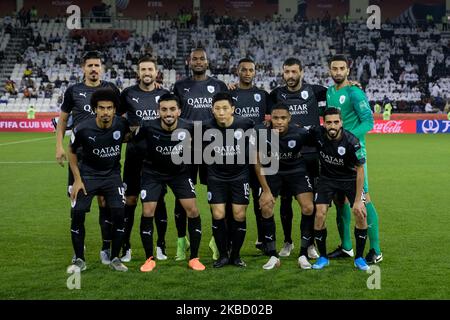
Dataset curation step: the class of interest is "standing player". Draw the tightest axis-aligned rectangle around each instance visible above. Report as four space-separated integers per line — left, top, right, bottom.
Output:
119 56 170 262
55 51 120 265
309 108 369 271
269 57 325 259
204 92 254 268
325 55 382 264
135 93 205 272
254 104 315 269
173 47 228 260
66 88 129 273
230 58 269 253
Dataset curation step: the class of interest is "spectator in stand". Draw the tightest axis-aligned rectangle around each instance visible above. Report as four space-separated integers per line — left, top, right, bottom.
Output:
5 79 18 95
425 101 440 113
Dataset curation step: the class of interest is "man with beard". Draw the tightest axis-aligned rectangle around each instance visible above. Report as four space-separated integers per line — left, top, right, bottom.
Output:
268 58 324 261
325 55 382 265
172 48 228 261
55 51 120 265
308 107 370 271
119 56 170 262
135 93 205 272
66 88 130 273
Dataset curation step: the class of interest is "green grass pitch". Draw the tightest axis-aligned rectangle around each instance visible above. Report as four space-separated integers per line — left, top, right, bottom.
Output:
0 132 449 300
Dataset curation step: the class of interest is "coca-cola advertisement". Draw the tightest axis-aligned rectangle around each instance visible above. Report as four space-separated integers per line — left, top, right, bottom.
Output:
369 120 416 134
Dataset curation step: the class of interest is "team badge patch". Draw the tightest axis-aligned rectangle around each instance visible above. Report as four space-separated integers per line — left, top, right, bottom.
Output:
301 90 309 100
288 140 296 148
207 192 212 202
254 93 261 102
339 95 346 104
234 130 243 140
155 95 160 103
113 131 121 140
207 85 215 93
140 190 147 200
338 146 346 155
178 131 186 141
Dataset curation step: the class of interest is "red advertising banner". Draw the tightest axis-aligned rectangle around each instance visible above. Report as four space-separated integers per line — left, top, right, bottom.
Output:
0 119 54 132
368 120 416 134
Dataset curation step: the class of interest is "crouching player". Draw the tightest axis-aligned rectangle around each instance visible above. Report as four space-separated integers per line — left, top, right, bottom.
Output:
66 88 130 273
310 108 370 271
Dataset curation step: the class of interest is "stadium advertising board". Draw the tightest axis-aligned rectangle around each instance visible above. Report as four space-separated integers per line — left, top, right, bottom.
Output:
369 120 416 134
416 120 450 134
0 119 54 132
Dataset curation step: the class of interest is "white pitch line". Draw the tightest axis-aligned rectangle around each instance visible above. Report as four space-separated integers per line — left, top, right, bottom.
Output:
0 136 54 147
0 161 58 164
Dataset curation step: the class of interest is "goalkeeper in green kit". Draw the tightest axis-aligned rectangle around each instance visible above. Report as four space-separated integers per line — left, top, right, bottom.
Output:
324 55 382 264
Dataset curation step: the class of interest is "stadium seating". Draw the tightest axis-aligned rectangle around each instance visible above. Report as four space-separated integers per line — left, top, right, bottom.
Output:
1 17 448 113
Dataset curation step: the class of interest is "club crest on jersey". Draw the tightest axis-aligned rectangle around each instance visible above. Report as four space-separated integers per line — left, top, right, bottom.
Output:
301 90 309 100
207 86 215 93
234 130 243 140
339 95 346 104
338 146 346 155
288 140 296 148
140 190 147 200
254 93 261 102
178 131 186 141
155 96 160 103
113 131 121 140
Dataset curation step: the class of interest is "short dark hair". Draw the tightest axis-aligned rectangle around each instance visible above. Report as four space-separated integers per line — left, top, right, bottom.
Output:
212 92 233 107
283 57 302 70
191 47 207 56
90 88 120 110
238 57 255 65
324 107 342 119
271 103 290 114
329 54 349 67
158 93 181 108
137 55 157 68
82 51 102 65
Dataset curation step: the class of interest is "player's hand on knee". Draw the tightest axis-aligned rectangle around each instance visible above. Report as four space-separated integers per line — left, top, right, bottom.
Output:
56 147 66 167
352 201 366 220
71 180 87 201
259 191 275 210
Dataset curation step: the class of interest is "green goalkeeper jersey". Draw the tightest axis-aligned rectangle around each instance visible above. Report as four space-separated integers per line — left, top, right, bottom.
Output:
325 85 374 150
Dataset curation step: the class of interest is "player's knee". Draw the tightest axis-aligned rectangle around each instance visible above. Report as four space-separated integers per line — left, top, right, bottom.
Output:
315 207 327 221
233 211 246 222
126 196 138 206
301 203 314 215
97 196 106 207
185 204 199 218
261 207 273 219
